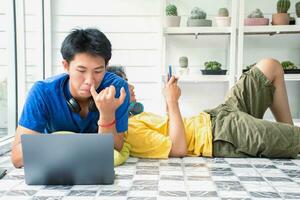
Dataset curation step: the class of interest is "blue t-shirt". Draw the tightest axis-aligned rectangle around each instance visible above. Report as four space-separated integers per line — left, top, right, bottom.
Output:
19 72 130 133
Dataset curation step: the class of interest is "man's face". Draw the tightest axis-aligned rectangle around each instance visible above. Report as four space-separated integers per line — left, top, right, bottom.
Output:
128 83 136 103
63 53 106 101
119 72 136 103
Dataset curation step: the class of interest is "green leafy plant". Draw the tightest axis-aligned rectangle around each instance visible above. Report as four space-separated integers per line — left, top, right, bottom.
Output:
281 61 298 70
218 8 229 17
248 9 264 18
190 7 206 19
277 0 290 13
204 61 222 70
166 4 178 16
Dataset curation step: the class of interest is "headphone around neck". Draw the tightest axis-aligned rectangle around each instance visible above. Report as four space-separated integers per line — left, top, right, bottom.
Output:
62 76 98 113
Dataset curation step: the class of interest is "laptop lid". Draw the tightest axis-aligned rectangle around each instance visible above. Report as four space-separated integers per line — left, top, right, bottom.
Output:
21 134 114 185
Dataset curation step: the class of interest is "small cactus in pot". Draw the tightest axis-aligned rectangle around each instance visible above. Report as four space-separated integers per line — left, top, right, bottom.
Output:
245 8 269 25
218 8 229 17
177 56 189 75
179 56 188 68
277 0 290 13
248 9 264 18
165 4 181 27
187 7 212 27
215 7 231 27
272 0 290 25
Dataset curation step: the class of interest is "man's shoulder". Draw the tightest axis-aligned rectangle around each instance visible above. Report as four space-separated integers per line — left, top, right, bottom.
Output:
101 72 127 88
33 73 67 89
30 73 67 95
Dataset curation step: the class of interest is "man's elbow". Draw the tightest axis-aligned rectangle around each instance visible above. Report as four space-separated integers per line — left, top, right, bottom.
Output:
114 140 124 152
11 155 23 168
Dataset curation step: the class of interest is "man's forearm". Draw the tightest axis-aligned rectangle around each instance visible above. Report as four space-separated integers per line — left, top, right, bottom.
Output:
167 101 187 156
11 143 23 168
98 115 124 151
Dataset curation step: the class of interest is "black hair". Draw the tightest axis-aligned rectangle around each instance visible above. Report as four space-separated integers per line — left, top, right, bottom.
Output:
60 28 112 65
107 65 127 80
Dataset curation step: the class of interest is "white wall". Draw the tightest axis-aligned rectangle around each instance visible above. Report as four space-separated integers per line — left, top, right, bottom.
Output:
50 0 163 113
0 0 9 129
24 0 44 91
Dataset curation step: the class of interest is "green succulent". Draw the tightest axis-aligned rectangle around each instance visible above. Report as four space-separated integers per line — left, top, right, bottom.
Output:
190 7 206 19
166 4 178 16
248 9 264 18
218 8 229 17
277 0 290 13
281 61 298 70
204 61 222 70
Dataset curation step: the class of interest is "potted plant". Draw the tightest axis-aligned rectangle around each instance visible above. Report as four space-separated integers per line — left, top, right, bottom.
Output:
187 7 212 27
281 61 300 73
177 56 189 75
296 1 300 25
272 0 290 25
201 61 227 75
215 8 231 27
179 56 188 68
165 4 181 27
244 9 269 26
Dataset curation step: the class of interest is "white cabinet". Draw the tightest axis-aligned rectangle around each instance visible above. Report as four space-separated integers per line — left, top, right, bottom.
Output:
161 0 237 116
162 0 300 123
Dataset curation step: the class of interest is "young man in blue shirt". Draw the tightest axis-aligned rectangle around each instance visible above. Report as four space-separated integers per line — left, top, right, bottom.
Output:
11 28 130 168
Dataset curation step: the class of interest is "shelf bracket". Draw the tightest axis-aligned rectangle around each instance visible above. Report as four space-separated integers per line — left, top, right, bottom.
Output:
195 33 198 39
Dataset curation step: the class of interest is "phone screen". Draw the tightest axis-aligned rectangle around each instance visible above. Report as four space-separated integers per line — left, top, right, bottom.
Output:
168 65 172 80
0 168 7 179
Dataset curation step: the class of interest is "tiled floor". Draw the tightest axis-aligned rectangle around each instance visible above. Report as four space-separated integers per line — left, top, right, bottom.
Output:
0 152 300 200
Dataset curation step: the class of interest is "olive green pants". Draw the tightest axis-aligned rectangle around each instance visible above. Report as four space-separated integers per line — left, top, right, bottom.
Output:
205 67 300 158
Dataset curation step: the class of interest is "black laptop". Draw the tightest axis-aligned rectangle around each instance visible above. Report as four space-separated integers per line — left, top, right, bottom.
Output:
21 134 114 185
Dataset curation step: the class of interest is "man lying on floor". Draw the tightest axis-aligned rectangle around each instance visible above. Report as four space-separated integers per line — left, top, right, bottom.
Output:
111 58 300 166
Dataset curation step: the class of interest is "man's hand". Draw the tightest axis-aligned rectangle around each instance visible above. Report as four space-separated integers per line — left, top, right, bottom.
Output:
90 85 126 115
164 76 181 105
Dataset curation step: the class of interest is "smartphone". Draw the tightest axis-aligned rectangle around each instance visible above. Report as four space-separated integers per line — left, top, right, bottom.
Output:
0 169 7 179
168 65 172 81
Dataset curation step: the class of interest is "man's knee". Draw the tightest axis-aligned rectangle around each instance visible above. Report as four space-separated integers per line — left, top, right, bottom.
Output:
256 58 284 81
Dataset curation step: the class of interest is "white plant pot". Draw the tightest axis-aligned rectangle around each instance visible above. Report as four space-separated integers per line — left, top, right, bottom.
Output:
165 16 181 27
215 16 231 27
296 18 300 25
175 67 189 76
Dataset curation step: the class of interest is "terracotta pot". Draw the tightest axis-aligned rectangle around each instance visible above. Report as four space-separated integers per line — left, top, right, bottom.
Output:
244 18 269 26
165 16 181 27
215 17 231 27
272 13 290 25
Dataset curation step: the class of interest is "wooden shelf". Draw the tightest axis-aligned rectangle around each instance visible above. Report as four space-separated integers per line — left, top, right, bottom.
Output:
284 74 300 81
294 119 300 127
164 27 232 36
244 25 300 35
162 74 230 83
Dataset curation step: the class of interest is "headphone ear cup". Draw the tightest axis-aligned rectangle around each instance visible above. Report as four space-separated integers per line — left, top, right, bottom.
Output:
68 97 81 113
128 102 144 116
88 99 98 112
